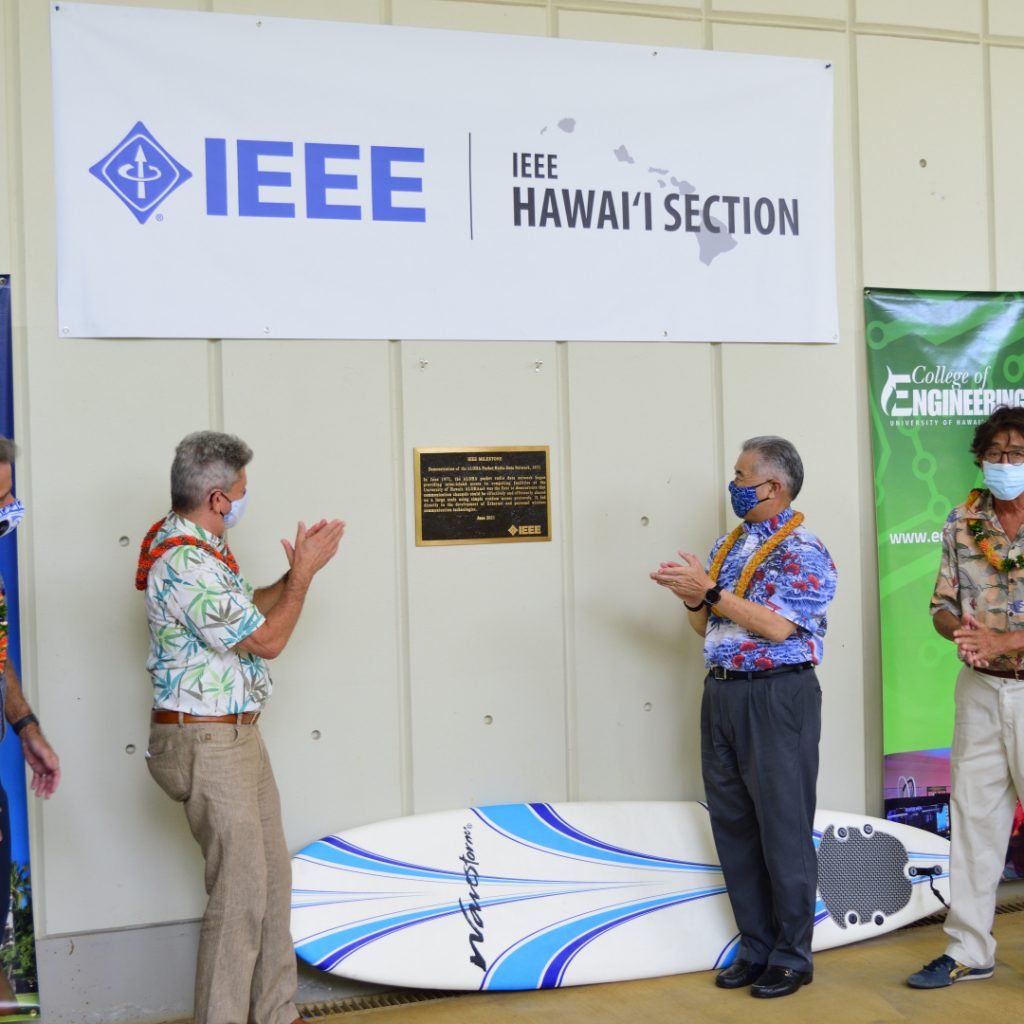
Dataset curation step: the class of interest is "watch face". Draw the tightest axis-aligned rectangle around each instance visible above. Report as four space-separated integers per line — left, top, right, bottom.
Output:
705 586 721 605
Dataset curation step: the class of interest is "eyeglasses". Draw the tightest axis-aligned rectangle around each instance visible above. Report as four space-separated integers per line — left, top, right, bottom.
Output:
982 447 1024 465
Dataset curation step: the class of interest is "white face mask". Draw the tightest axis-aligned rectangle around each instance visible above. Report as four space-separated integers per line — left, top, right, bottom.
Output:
222 490 248 529
0 499 25 537
983 461 1024 501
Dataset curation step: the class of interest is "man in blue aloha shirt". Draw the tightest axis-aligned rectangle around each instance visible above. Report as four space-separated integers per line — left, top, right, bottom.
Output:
651 435 837 1000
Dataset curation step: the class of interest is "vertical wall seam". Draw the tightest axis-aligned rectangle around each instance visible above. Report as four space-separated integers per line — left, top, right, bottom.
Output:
208 339 223 430
555 341 578 801
703 0 726 539
389 340 414 815
981 0 998 290
847 0 880 814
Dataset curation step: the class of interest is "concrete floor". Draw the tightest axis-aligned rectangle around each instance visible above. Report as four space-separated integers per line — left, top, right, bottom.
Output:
292 905 1024 1024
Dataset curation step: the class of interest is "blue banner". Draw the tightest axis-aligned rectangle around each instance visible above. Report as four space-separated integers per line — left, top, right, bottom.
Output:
0 276 39 1017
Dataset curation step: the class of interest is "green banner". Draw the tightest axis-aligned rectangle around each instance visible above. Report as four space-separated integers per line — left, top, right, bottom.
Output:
866 289 1024 758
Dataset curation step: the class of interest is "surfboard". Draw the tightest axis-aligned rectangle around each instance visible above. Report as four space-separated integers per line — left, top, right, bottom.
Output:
291 802 950 991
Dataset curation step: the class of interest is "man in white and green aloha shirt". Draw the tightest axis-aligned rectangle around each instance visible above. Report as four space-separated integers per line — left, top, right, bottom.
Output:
140 431 344 1024
145 512 271 716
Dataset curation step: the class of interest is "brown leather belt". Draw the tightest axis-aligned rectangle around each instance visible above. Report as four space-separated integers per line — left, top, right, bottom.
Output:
978 668 1024 680
151 710 261 725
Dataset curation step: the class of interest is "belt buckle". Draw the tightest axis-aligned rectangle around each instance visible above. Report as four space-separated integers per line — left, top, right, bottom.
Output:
711 666 729 680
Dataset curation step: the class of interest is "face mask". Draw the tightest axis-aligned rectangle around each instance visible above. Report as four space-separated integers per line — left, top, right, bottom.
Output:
0 500 24 538
222 490 249 529
983 461 1024 501
729 480 770 519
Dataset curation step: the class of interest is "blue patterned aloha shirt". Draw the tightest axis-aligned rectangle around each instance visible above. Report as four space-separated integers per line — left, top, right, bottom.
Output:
703 507 837 671
144 513 270 714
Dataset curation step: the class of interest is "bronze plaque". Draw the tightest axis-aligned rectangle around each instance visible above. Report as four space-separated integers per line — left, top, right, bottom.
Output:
415 446 551 546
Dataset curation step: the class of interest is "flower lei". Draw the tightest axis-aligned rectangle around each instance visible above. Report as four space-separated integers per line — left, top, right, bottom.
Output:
706 511 805 614
135 515 240 591
965 488 1024 572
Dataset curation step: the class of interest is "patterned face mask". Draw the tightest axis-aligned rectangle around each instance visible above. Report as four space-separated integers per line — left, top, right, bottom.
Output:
0 499 25 537
728 480 770 518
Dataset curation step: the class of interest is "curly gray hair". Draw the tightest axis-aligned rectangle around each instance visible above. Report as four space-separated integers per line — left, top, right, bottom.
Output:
171 431 252 512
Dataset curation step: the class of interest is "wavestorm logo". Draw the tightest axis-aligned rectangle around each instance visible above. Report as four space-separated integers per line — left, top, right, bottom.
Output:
89 122 192 224
460 823 487 971
879 363 1024 422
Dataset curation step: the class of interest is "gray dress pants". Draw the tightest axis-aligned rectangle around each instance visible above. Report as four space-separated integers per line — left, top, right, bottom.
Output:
700 666 822 972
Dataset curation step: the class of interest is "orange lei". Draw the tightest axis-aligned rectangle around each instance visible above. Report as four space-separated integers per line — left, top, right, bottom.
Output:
135 515 240 591
707 511 805 612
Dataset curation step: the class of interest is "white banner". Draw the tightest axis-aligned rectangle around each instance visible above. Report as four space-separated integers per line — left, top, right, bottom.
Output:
51 3 837 343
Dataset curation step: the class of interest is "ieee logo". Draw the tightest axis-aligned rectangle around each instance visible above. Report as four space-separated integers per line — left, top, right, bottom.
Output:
89 121 192 224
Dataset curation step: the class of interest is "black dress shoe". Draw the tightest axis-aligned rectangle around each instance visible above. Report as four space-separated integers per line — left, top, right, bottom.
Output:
750 964 813 998
715 959 768 989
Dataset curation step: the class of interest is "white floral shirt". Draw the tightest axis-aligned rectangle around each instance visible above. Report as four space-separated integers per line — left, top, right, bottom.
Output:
144 513 270 714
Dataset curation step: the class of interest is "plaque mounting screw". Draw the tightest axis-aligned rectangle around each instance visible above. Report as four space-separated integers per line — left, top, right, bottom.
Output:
533 361 544 372
419 359 429 370
483 715 493 725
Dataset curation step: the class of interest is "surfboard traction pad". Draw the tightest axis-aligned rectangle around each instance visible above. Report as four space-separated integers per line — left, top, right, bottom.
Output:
817 823 914 929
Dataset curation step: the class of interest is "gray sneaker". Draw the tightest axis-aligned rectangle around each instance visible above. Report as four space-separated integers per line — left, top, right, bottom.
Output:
907 954 994 989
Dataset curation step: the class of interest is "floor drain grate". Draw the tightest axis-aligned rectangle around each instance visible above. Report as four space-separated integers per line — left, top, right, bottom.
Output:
298 990 465 1017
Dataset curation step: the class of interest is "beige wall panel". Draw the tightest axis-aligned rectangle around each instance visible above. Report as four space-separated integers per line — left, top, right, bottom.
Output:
855 0 981 34
990 0 1024 38
990 47 1024 290
712 0 845 21
593 0 700 9
714 22 867 812
221 339 405 845
212 0 381 21
402 340 566 811
556 10 703 49
568 343 715 801
391 0 546 35
857 35 988 291
26 337 212 935
0 5 11 276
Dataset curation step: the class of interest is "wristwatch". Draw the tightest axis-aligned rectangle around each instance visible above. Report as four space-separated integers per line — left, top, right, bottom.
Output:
704 585 722 607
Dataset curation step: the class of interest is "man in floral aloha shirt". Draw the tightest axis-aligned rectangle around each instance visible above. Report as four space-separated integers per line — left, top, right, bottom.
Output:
909 405 1024 990
651 435 836 1000
139 431 344 1024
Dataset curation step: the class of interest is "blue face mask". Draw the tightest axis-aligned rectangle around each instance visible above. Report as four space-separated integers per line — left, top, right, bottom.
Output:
0 500 25 538
983 461 1024 501
222 490 249 529
729 480 770 519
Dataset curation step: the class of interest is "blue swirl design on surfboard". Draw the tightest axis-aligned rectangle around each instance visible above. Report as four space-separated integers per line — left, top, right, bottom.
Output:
293 802 727 988
293 805 951 989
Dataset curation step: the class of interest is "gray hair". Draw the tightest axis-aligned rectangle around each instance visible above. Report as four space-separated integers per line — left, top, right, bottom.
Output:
742 435 804 499
0 437 17 465
171 431 252 513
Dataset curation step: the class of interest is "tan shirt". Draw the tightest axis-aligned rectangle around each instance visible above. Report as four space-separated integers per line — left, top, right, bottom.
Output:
931 489 1024 671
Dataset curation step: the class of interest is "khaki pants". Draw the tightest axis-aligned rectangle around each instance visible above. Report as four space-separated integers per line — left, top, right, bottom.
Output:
147 721 298 1024
944 667 1024 969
